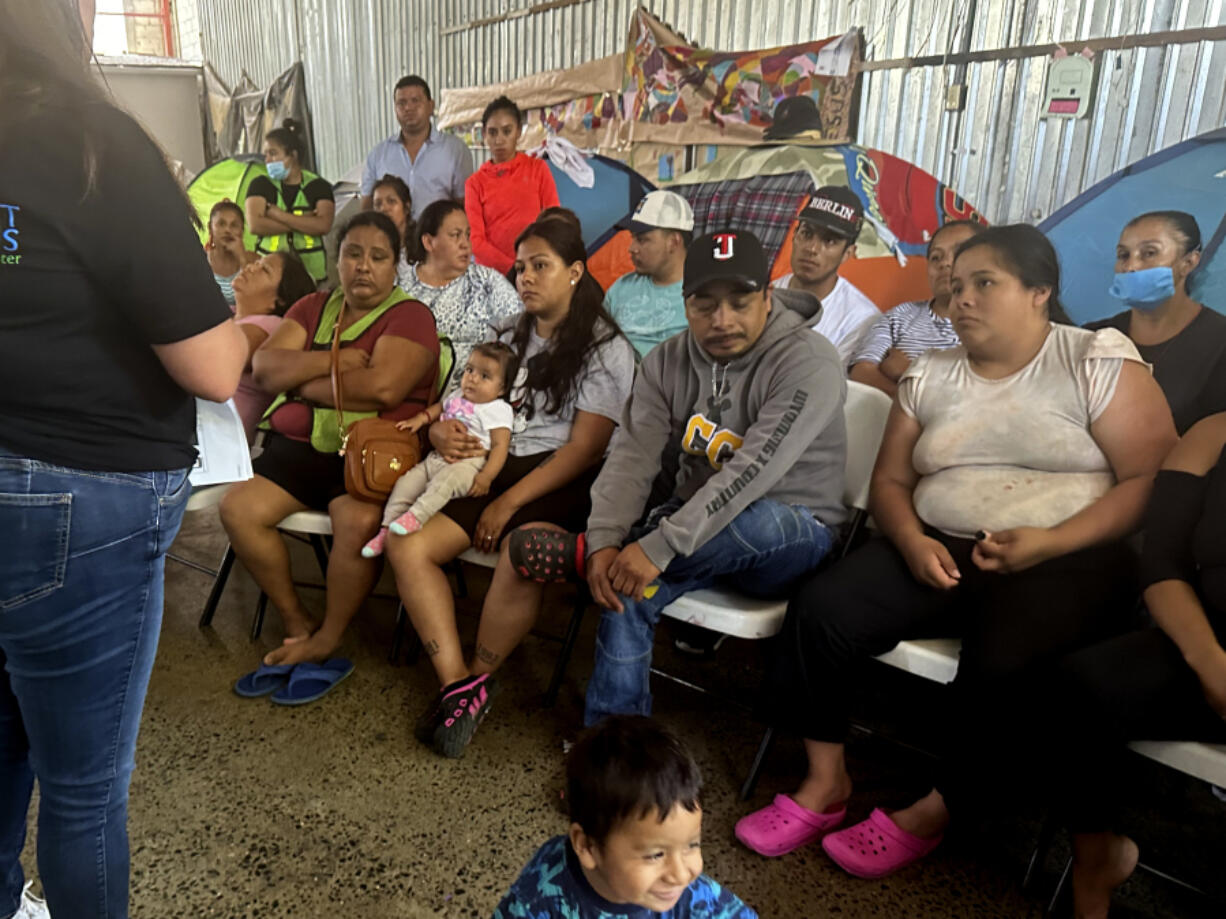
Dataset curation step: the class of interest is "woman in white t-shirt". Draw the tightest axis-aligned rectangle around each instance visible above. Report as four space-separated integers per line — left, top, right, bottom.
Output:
736 225 1177 910
386 217 635 759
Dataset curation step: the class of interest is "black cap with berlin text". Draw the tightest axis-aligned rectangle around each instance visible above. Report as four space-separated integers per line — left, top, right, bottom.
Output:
797 185 864 241
683 230 769 299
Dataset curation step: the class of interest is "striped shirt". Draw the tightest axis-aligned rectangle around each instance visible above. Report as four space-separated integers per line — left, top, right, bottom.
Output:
851 299 960 366
213 270 237 307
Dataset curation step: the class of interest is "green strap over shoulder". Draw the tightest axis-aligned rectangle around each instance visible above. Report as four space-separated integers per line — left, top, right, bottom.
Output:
259 286 412 454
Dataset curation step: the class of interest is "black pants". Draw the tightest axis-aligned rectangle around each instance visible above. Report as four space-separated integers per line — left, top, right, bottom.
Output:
763 531 1139 808
1037 622 1226 832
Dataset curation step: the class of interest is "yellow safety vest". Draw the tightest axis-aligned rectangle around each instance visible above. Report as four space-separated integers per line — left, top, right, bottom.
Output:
255 168 328 281
259 287 411 453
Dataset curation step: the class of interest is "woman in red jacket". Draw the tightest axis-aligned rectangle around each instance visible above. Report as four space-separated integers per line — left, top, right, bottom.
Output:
465 96 560 274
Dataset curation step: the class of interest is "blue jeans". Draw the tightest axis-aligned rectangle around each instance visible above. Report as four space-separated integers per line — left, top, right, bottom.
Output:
583 498 835 725
0 454 190 919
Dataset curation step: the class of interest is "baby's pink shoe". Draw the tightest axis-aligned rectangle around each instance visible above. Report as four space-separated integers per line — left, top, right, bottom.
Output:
735 794 847 857
361 527 389 558
389 511 422 536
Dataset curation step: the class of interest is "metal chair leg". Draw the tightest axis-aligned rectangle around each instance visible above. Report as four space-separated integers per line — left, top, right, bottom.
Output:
1023 811 1059 893
740 726 776 801
544 587 588 708
1047 856 1072 917
310 534 330 578
251 592 269 641
198 543 236 629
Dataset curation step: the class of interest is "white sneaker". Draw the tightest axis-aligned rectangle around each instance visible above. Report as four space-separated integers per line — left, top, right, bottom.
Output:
14 882 49 919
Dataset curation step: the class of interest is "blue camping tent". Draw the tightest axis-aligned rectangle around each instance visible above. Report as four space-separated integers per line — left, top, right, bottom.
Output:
1041 128 1226 326
545 154 654 254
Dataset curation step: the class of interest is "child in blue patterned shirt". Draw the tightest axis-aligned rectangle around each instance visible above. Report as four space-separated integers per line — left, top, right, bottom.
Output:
493 716 757 918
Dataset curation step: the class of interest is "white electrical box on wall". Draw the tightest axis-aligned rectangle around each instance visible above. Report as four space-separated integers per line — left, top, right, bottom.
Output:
1042 53 1097 119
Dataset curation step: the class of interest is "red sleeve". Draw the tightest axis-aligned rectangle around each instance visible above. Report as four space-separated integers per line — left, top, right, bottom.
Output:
381 299 440 355
466 171 514 275
537 158 560 209
282 291 328 340
379 299 441 411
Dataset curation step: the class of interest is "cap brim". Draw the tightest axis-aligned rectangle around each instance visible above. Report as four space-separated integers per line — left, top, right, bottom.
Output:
617 218 659 234
797 213 859 239
683 275 764 298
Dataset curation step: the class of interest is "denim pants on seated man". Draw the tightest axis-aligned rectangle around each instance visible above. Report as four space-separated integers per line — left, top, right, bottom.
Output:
0 454 191 919
583 498 835 725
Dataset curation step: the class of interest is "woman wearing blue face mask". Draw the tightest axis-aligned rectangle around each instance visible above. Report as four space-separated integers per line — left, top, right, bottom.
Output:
244 119 335 283
1087 211 1226 433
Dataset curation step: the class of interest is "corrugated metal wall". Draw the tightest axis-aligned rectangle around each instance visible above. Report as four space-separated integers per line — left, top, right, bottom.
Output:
197 0 1226 222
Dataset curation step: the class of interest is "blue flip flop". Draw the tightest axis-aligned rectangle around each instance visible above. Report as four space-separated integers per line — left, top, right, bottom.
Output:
234 663 295 698
270 658 355 706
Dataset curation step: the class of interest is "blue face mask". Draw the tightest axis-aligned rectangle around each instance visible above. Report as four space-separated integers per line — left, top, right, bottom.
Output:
1109 266 1176 311
266 159 290 182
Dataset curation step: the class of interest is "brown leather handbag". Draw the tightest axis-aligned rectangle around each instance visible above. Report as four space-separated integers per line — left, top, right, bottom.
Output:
330 320 422 503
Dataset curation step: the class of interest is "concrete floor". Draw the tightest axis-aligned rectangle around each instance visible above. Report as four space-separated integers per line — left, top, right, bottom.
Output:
19 510 1226 917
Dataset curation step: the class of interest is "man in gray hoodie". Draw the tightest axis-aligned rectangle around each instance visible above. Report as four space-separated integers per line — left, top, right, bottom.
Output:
581 229 849 724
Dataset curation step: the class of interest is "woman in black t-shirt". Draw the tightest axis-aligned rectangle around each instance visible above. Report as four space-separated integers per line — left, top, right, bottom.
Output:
1088 211 1226 433
0 3 247 917
244 119 335 283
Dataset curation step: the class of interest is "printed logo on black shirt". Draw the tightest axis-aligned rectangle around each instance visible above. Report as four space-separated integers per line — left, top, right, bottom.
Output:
0 204 20 266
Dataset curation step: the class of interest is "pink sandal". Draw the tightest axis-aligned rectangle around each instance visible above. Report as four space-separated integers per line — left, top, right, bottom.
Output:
734 794 847 857
821 808 942 878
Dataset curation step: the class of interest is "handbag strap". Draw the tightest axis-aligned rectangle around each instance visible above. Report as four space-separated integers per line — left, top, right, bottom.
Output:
329 313 346 450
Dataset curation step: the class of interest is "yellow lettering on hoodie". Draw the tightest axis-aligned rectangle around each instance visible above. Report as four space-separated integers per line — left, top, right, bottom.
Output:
683 413 744 470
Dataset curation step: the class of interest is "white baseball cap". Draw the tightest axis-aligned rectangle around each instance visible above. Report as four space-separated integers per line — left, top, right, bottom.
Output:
617 190 695 234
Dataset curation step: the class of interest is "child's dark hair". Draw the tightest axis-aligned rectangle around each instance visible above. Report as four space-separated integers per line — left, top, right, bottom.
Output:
209 199 245 228
482 94 523 128
566 716 703 845
265 118 306 163
955 223 1072 324
504 218 624 419
469 341 518 393
1124 210 1202 254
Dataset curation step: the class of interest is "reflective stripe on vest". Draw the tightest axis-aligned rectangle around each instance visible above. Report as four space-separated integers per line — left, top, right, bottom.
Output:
255 168 328 280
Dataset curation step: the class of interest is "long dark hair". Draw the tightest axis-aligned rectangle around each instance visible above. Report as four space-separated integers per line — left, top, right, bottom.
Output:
271 252 317 316
416 199 466 265
955 224 1072 324
505 218 623 419
0 1 118 189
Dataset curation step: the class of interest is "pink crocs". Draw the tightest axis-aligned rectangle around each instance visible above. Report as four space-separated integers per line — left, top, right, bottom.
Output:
734 794 847 857
821 808 942 878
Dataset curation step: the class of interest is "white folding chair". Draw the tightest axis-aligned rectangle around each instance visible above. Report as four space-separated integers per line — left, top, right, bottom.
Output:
660 381 892 646
874 637 1226 910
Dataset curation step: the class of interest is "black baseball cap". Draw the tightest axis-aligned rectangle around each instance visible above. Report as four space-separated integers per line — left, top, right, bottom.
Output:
683 230 769 298
797 185 864 240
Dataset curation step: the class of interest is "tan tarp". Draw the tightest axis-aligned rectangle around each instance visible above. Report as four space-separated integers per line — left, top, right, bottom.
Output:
437 9 861 153
438 54 622 130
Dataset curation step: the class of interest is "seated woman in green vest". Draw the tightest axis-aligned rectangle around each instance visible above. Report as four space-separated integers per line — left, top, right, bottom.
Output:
220 211 440 669
244 118 335 283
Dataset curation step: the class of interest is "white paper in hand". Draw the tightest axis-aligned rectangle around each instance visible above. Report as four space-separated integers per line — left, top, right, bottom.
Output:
191 399 254 487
